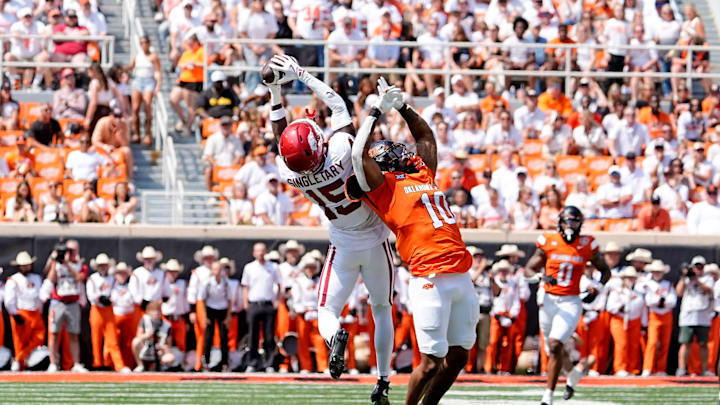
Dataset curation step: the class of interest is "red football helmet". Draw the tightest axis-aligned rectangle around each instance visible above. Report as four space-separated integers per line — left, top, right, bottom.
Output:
279 118 325 174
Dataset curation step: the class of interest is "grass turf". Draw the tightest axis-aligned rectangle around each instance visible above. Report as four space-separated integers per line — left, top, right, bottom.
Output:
0 382 716 405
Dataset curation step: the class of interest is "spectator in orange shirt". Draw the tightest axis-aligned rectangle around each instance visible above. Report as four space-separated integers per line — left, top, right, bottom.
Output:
438 150 478 192
170 33 204 136
479 81 509 114
546 24 576 70
6 136 34 179
636 195 671 231
538 79 573 117
638 94 675 138
701 83 719 116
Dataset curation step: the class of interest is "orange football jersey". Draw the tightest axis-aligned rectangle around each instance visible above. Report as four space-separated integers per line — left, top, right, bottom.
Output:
536 232 598 296
349 164 472 277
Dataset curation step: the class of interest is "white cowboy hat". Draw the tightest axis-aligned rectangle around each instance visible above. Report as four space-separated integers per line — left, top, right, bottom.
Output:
219 257 236 275
136 246 163 263
308 249 325 263
625 248 652 264
90 253 115 271
619 266 639 278
265 250 281 262
110 262 131 275
645 260 669 273
162 259 184 273
298 254 319 270
193 245 219 263
279 240 306 256
495 244 525 258
492 259 513 272
603 241 622 253
703 263 720 276
12 251 36 266
467 246 485 257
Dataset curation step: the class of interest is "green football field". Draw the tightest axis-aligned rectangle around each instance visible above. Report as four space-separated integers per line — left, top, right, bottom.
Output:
0 382 717 405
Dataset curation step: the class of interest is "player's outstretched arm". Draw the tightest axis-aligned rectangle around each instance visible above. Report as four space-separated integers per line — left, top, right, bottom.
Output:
351 108 384 192
590 251 611 285
264 74 287 144
524 248 547 277
269 54 354 136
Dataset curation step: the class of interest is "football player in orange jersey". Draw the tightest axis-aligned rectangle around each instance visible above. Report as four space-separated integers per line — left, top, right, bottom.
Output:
346 78 479 405
525 206 610 405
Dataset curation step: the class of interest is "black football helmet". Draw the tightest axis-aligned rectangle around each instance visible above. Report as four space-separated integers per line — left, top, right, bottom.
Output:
368 140 419 173
557 205 584 244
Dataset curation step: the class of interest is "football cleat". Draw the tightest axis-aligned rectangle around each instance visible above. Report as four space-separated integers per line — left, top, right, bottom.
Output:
563 385 575 400
328 328 349 379
370 378 390 405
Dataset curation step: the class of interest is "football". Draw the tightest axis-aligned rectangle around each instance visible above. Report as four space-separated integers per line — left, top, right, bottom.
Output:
262 62 283 85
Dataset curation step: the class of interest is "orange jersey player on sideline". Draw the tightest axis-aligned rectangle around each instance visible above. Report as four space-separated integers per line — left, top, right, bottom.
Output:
525 206 611 405
345 78 479 405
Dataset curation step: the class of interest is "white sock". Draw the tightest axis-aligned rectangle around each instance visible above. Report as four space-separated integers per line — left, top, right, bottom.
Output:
567 365 584 388
542 389 553 404
370 304 393 378
317 307 341 344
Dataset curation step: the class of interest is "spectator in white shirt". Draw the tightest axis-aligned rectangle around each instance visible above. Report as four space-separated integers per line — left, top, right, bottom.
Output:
415 17 445 94
241 242 282 371
234 145 278 199
485 109 523 153
596 165 633 218
653 163 690 220
683 143 713 188
608 106 650 158
71 180 107 223
676 256 716 377
78 0 106 35
364 23 400 72
627 24 657 103
254 173 293 226
642 142 672 180
238 0 278 93
203 115 245 191
509 186 538 230
168 1 201 66
199 260 232 371
540 111 571 156
602 4 631 88
452 112 484 153
687 185 720 235
620 152 649 204
422 87 458 129
476 188 508 229
6 8 46 89
570 111 606 156
606 266 645 376
65 136 110 181
446 74 481 114
677 99 706 142
564 177 597 218
327 17 366 78
471 169 494 209
640 259 677 377
229 181 254 225
501 17 535 89
513 89 545 139
533 160 567 196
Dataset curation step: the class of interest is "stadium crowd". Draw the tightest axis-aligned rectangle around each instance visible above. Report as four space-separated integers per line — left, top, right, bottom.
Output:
0 239 718 377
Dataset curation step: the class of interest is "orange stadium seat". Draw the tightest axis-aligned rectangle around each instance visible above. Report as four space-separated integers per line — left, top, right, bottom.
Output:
213 165 242 184
0 177 21 199
671 219 687 233
585 156 615 178
523 156 546 178
466 154 488 172
35 162 64 181
555 155 584 177
290 197 315 226
97 178 122 201
583 218 605 231
18 102 44 128
0 146 14 159
589 173 610 192
29 178 53 200
0 130 22 146
202 118 240 139
490 153 520 171
690 186 705 203
604 218 634 232
212 182 234 198
63 179 85 203
521 139 544 156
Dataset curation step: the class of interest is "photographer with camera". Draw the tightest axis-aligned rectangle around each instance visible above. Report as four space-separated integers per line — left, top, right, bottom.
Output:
44 240 88 372
131 301 175 372
676 255 716 377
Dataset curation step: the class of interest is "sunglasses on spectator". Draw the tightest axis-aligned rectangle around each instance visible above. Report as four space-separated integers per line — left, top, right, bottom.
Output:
451 175 462 180
80 139 90 144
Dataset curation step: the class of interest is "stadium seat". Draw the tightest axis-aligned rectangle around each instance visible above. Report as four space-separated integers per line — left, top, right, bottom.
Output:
29 178 53 201
583 218 605 231
35 162 64 181
490 153 520 171
671 219 687 233
0 130 22 146
0 146 13 159
32 147 64 166
690 186 705 203
18 102 44 129
589 173 610 192
466 154 488 172
555 155 584 177
604 218 634 232
585 156 615 178
523 156 546 178
202 118 240 139
97 178 122 201
212 165 243 184
63 179 86 204
521 139 544 156
290 197 315 226
0 177 21 199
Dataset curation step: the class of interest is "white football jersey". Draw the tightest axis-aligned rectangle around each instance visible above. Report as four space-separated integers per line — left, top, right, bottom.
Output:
277 132 389 250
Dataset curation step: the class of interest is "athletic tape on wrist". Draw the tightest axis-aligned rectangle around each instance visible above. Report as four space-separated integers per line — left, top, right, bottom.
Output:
269 106 286 121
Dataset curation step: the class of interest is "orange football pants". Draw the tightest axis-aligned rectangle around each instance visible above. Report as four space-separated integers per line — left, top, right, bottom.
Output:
211 314 236 351
485 317 513 373
55 327 74 370
688 342 703 375
342 310 358 370
576 312 611 374
709 316 720 372
394 311 421 369
609 315 642 374
539 329 548 373
510 303 527 368
90 305 125 370
275 302 295 371
0 308 4 347
166 317 187 352
193 301 207 370
642 312 673 374
115 312 137 369
9 309 45 364
297 316 328 372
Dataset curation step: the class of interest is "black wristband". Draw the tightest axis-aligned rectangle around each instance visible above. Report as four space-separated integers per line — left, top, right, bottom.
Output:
141 300 150 311
368 107 382 118
397 103 408 113
190 303 197 313
271 104 283 111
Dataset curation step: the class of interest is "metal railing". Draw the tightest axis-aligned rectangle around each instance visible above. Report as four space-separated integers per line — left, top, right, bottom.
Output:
0 34 115 78
202 38 720 96
140 190 231 225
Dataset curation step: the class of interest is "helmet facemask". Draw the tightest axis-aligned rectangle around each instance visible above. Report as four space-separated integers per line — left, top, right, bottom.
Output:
369 141 419 174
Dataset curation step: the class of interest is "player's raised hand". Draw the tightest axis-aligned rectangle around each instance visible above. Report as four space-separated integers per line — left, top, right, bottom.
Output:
377 77 405 110
374 77 403 114
269 54 304 84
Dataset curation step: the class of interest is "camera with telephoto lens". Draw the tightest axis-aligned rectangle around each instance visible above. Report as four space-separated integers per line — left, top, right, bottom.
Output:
54 243 69 264
681 262 695 278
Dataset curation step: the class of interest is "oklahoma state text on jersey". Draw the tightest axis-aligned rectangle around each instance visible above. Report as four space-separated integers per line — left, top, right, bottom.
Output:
537 232 598 296
347 163 472 277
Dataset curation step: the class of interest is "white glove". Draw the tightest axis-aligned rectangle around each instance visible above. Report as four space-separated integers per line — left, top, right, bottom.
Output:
269 54 305 85
373 77 403 114
376 77 405 110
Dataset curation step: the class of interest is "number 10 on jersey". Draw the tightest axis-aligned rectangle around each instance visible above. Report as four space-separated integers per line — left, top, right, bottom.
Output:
421 191 456 229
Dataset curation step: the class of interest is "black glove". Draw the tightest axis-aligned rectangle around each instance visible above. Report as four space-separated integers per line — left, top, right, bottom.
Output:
543 275 558 286
582 288 599 303
348 308 357 317
162 296 170 303
99 296 112 307
619 305 625 314
13 314 24 326
658 297 665 309
141 300 150 311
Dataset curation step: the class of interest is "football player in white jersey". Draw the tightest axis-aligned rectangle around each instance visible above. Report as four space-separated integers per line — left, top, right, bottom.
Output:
267 54 394 404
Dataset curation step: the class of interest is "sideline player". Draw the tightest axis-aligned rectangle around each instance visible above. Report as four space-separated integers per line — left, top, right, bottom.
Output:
525 206 610 405
266 55 395 403
346 78 479 405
